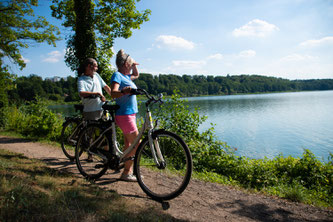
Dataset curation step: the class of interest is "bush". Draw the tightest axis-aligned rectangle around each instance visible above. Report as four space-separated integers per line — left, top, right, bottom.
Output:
155 90 235 172
2 97 63 141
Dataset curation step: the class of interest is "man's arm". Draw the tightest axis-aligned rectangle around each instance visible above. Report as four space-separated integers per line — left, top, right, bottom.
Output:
103 85 112 96
79 91 103 98
79 91 106 102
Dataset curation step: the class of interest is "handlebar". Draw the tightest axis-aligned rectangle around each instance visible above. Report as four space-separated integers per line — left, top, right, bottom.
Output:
130 88 163 106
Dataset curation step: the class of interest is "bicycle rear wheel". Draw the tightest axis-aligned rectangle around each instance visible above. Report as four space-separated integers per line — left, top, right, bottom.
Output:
61 118 81 161
134 130 192 201
75 124 109 180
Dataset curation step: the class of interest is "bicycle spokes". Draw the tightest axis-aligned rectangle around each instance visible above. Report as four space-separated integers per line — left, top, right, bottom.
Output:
76 125 109 180
135 131 192 201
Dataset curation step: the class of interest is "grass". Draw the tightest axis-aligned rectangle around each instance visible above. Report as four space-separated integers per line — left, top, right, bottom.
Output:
0 149 182 222
192 170 333 209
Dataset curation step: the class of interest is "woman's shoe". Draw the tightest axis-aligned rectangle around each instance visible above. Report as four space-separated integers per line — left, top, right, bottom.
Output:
120 174 137 182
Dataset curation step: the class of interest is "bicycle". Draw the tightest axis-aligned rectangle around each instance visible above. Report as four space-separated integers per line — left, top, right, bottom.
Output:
75 89 193 201
61 95 104 161
61 104 85 161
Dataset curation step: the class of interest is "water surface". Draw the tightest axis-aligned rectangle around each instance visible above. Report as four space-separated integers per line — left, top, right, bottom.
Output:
186 91 333 160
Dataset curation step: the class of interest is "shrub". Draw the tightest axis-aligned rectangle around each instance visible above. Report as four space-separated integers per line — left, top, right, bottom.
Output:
155 90 235 172
2 97 63 141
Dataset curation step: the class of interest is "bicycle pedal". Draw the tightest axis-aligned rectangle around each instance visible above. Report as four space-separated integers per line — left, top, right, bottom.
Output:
123 156 135 162
68 139 77 145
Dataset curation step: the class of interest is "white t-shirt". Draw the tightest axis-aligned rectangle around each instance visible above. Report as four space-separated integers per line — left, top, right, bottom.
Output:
77 73 106 112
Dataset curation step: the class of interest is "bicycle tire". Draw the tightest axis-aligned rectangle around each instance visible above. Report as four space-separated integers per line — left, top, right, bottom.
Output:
61 118 81 161
75 124 109 180
134 129 192 201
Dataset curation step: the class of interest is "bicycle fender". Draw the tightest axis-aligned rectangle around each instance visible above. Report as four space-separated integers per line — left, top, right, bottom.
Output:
151 129 167 139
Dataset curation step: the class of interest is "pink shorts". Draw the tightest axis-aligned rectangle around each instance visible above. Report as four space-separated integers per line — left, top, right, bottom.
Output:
115 114 138 134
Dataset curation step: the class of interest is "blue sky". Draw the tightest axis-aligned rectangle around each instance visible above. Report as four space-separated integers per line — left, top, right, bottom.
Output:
8 0 333 80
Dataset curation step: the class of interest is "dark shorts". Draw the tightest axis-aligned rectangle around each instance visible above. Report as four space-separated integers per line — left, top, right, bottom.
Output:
83 110 103 121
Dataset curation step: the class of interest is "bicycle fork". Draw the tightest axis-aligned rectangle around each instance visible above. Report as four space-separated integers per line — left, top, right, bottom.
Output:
146 112 166 169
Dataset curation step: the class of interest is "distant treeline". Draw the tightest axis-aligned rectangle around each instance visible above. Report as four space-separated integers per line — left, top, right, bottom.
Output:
8 73 333 103
136 74 333 96
8 75 79 103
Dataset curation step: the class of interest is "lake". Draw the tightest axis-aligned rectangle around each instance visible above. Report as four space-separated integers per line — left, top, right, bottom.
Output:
49 90 333 161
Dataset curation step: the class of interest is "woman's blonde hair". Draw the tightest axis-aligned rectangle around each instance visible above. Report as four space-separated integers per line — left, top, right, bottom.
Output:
116 49 133 69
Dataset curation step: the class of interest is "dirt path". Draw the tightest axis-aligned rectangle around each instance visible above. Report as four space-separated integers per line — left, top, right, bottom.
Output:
0 135 332 222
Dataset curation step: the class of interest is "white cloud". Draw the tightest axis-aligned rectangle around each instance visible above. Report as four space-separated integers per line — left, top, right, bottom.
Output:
300 36 333 47
207 53 223 60
280 53 316 62
239 50 256 58
155 35 195 50
42 50 63 63
172 60 206 69
232 19 279 38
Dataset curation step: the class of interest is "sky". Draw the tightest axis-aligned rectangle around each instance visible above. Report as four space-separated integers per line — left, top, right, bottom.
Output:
7 0 333 80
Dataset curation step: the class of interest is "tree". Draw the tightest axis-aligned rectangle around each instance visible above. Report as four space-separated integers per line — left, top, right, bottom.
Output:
0 0 60 108
51 0 151 81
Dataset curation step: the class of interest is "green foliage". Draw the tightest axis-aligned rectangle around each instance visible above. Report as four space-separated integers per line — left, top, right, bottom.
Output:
2 97 63 140
0 0 60 115
0 65 16 125
0 0 60 70
51 0 151 79
155 89 236 172
7 75 80 103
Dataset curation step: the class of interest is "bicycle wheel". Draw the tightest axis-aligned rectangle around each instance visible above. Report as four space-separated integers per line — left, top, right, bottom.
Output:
75 124 109 180
134 129 192 201
61 118 81 160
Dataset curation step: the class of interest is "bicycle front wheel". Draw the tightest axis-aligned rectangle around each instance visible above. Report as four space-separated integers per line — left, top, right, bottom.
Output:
134 130 192 201
75 124 109 180
61 118 81 161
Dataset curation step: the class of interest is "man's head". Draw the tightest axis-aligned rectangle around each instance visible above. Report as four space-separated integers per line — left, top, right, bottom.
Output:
85 58 98 73
78 58 98 76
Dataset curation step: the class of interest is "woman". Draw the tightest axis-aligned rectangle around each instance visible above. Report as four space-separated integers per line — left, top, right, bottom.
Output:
110 49 140 182
78 58 130 161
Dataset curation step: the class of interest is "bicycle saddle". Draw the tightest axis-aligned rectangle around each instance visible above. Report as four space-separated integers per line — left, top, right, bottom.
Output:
74 104 84 112
102 104 120 111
